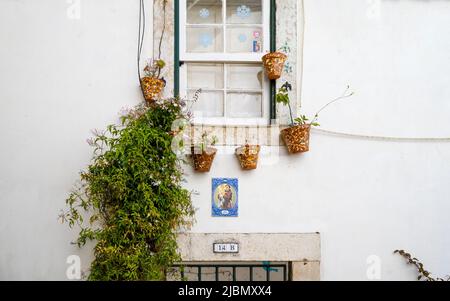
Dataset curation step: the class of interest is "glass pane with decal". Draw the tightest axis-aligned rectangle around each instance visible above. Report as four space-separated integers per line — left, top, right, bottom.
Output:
187 26 223 52
187 63 224 89
227 64 263 90
226 26 263 53
189 90 224 118
227 92 262 118
226 0 262 24
187 0 223 24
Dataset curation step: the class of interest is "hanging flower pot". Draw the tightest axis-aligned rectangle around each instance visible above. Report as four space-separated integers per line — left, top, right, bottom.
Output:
140 77 165 105
191 146 217 173
235 144 261 170
281 124 311 154
262 52 287 80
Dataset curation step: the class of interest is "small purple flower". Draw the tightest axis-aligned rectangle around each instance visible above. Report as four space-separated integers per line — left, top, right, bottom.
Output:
90 129 101 136
118 106 132 117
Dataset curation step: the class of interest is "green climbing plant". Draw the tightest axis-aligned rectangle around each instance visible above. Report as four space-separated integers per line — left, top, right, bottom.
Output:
61 98 195 281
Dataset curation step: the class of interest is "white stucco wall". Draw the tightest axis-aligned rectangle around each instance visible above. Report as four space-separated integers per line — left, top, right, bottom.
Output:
0 0 153 280
1 0 450 281
184 0 450 281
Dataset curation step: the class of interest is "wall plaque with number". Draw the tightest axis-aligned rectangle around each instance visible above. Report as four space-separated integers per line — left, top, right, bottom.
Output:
213 243 239 254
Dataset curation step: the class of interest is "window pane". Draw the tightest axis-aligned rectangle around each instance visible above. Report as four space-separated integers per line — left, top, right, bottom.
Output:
187 0 223 24
189 90 224 118
226 0 262 24
227 92 262 118
188 64 224 89
227 64 263 90
226 26 262 53
187 26 223 52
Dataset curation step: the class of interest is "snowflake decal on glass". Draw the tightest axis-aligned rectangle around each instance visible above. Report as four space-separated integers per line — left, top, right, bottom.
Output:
199 33 213 48
236 5 251 18
199 8 210 19
238 34 247 43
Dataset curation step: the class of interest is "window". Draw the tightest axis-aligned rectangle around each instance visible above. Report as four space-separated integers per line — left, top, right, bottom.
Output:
170 262 289 281
179 0 271 125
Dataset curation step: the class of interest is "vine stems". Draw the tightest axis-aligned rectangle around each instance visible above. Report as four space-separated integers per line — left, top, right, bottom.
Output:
287 102 294 126
157 0 167 79
310 85 355 126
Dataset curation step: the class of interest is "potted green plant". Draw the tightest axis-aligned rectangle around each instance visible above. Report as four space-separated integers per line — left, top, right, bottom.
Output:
235 143 261 170
277 81 354 154
140 59 166 105
191 132 218 173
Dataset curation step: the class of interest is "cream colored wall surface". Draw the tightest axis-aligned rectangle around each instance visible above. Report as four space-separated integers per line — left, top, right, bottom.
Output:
0 0 153 280
181 0 450 281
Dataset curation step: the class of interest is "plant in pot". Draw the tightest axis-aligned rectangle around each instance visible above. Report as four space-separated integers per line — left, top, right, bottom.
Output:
262 49 288 80
139 0 168 105
191 132 218 173
277 81 354 154
140 59 167 105
235 142 261 171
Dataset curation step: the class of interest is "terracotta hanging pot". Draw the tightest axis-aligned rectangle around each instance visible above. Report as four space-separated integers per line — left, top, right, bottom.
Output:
235 144 261 170
140 77 165 104
280 124 311 154
262 52 287 80
191 146 217 173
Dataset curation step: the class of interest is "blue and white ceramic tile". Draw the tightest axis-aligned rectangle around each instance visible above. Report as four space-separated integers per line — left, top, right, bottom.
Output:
212 178 239 217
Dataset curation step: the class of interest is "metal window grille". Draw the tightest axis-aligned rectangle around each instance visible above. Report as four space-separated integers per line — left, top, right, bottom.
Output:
171 263 289 281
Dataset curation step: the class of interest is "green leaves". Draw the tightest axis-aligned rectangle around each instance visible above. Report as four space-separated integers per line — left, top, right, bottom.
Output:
63 100 194 281
294 115 308 126
275 81 292 106
276 93 289 106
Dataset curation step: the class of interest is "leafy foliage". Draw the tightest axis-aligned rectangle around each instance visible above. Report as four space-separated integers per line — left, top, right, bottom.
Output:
62 98 195 281
144 59 166 80
294 115 319 127
275 82 292 107
394 250 450 281
194 132 218 153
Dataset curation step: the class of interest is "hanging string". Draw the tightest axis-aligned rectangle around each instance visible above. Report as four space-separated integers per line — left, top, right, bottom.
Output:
137 0 146 81
140 0 146 63
312 128 450 143
158 0 167 60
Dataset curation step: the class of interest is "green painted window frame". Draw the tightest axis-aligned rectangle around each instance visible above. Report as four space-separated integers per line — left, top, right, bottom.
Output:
174 0 277 122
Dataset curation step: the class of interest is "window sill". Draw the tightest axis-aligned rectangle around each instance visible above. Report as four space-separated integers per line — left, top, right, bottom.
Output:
188 123 289 146
191 118 270 127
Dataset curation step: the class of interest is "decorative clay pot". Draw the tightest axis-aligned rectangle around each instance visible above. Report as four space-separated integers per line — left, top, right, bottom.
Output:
280 124 311 154
191 146 217 173
235 145 261 170
262 52 287 80
140 77 165 104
